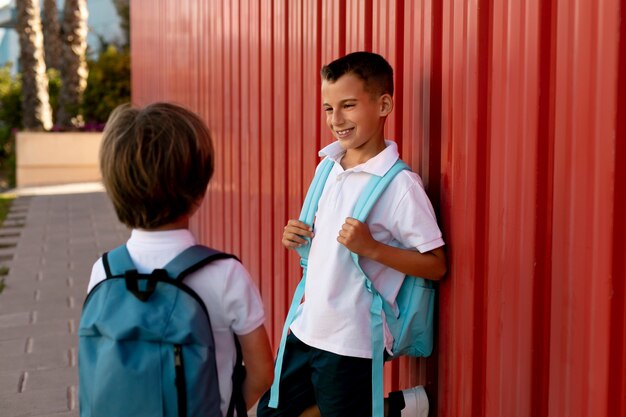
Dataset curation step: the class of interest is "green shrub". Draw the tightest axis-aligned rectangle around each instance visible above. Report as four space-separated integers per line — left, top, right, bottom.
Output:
0 65 23 130
47 68 61 124
81 46 131 127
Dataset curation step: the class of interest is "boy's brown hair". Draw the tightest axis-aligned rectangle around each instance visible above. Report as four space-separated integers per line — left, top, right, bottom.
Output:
320 51 394 97
100 102 214 229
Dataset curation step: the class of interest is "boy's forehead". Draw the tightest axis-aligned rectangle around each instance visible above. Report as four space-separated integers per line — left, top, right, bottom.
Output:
321 73 368 99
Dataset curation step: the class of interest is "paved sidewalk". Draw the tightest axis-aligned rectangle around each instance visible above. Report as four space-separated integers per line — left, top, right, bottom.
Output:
0 184 129 416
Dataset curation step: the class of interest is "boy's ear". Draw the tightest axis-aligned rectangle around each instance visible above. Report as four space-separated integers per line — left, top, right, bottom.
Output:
379 94 393 116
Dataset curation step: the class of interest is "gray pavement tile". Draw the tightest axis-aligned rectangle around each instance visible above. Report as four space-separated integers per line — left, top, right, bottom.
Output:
0 346 71 372
0 338 28 355
29 412 78 417
5 262 42 272
4 277 64 292
35 271 74 282
0 320 73 342
32 290 76 305
0 369 21 393
17 367 77 393
29 306 81 324
0 387 73 416
30 333 78 353
0 312 31 329
0 292 36 311
0 238 18 247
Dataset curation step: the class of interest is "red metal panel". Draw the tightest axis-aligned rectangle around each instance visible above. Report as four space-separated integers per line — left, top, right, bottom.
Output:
438 0 482 416
130 0 626 415
610 3 626 416
485 1 541 415
285 0 304 338
549 1 620 416
270 0 289 351
345 0 372 51
319 1 346 149
259 0 276 340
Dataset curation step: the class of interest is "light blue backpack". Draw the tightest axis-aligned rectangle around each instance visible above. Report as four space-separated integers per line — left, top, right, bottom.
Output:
269 158 436 417
78 245 247 417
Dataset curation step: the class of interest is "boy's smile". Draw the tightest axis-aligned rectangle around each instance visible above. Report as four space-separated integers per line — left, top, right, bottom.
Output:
321 73 393 166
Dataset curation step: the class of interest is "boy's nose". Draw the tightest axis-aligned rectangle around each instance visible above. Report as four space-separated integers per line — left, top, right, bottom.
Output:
331 111 344 125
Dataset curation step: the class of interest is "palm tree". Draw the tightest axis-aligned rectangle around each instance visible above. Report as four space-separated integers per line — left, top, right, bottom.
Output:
16 0 53 131
58 0 89 128
43 0 63 71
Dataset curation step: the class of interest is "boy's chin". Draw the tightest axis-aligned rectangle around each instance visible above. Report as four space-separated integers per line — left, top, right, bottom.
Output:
336 136 355 147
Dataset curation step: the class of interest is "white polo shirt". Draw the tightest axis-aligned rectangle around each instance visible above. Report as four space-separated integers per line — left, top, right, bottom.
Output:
289 140 444 358
87 229 266 417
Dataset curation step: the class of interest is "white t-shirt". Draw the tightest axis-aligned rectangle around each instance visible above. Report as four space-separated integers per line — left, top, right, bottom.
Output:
289 140 444 358
87 229 266 417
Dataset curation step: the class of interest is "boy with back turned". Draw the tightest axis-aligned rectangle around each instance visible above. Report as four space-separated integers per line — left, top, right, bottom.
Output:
82 102 274 416
257 52 446 417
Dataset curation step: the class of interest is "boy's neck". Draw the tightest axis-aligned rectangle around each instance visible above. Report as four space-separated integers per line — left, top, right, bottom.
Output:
141 216 190 232
340 139 387 169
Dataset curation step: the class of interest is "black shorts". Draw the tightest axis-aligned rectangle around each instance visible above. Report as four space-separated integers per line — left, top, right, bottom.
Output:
257 333 373 417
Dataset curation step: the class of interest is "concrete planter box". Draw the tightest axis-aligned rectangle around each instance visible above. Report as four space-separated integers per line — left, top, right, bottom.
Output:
16 131 103 187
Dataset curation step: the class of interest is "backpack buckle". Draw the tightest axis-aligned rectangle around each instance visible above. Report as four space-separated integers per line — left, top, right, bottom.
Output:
125 269 167 302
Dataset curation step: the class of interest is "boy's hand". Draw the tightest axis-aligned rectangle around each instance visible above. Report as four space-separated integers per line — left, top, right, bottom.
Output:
337 217 377 257
282 219 314 249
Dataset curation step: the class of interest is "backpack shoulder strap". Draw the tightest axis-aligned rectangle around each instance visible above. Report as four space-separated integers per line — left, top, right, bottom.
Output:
295 157 335 260
102 244 136 278
164 245 239 281
352 159 410 222
268 157 334 409
103 244 238 281
227 336 248 417
350 158 410 417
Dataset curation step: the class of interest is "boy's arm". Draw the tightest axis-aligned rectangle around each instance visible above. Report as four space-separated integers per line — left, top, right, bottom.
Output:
238 324 274 409
338 217 447 280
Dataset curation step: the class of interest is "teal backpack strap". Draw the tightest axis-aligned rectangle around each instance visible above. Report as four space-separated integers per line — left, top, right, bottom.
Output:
350 159 410 417
294 158 335 259
103 244 237 281
103 245 136 278
164 245 238 280
268 157 335 408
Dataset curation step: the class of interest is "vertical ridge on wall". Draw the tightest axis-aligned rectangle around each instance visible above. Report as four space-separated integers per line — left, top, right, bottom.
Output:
586 2 619 416
286 0 303 313
532 0 556 415
259 0 276 344
319 1 346 149
609 3 626 416
272 0 289 348
549 1 618 415
472 0 491 415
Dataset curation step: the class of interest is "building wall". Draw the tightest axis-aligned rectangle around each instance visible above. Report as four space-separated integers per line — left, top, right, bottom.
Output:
130 1 626 416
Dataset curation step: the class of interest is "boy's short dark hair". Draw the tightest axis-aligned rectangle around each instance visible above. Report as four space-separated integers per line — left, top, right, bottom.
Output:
100 102 214 229
320 51 394 97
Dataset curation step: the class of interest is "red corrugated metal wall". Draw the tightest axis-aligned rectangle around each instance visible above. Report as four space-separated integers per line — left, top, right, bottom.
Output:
130 1 626 416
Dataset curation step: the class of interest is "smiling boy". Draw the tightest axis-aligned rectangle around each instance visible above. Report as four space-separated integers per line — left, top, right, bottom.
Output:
258 52 446 417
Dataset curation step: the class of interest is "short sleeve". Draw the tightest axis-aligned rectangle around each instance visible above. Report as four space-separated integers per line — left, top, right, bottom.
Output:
87 257 107 293
389 173 444 253
220 261 266 335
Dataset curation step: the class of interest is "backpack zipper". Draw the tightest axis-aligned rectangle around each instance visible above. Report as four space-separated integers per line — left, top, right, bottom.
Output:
174 345 187 417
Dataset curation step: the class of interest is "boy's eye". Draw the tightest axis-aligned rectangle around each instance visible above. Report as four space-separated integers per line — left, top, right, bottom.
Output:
324 108 333 113
344 104 354 108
